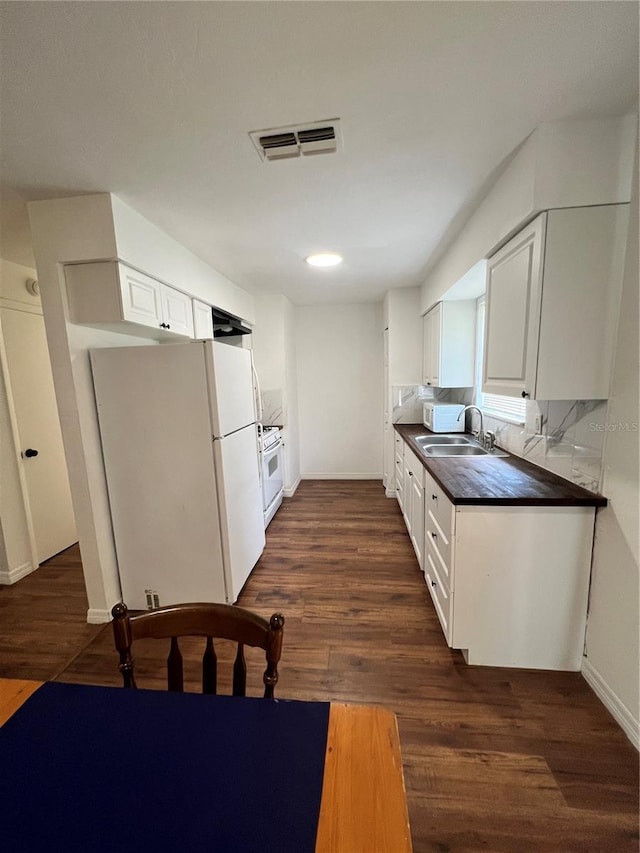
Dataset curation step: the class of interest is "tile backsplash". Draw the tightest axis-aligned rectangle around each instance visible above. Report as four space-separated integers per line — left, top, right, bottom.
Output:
260 389 284 426
391 385 438 423
466 399 609 494
392 383 609 493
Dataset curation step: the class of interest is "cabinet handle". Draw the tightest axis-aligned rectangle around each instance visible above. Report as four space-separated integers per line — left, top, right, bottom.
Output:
166 324 170 329
23 448 38 458
159 322 167 328
431 494 437 500
521 390 530 398
426 381 431 386
408 472 413 477
431 531 437 539
431 580 437 588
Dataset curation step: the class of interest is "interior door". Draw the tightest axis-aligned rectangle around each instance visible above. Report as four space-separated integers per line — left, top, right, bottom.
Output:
1 306 76 563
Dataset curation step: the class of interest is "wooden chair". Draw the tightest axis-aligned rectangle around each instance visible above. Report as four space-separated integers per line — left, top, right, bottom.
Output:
111 602 285 698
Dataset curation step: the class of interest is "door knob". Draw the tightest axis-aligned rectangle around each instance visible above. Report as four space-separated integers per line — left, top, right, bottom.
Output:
23 448 38 458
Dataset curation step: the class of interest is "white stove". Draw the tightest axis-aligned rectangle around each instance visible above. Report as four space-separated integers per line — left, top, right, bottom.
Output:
260 425 281 452
259 426 284 527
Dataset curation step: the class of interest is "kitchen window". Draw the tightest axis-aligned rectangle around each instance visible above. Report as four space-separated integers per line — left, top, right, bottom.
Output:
474 297 526 425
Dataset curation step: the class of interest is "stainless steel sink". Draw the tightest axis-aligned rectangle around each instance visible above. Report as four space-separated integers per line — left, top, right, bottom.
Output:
423 444 509 457
414 434 472 446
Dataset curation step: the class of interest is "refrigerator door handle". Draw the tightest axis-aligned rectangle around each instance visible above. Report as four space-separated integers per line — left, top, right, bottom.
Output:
250 350 263 423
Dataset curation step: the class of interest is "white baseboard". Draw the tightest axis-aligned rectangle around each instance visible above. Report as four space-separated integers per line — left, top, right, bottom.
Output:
301 473 383 480
581 657 639 750
87 608 112 624
0 561 36 585
283 475 301 498
385 488 397 498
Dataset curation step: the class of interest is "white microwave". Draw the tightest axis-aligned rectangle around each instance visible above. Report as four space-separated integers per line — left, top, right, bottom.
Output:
422 403 465 433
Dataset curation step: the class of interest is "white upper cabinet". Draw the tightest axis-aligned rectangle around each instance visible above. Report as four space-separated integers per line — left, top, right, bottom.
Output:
483 204 628 400
193 299 215 339
66 261 195 340
159 284 194 338
482 215 545 399
422 300 475 388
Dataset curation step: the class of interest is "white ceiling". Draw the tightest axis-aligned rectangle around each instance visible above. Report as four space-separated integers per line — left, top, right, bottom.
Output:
0 2 637 305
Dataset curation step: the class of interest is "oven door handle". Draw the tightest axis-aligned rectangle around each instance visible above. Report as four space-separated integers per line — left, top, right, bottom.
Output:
263 438 283 456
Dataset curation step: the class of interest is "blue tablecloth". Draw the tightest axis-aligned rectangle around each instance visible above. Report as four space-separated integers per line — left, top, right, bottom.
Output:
0 682 330 853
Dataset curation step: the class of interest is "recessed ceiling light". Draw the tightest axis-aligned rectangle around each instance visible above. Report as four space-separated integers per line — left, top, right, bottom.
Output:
305 252 343 267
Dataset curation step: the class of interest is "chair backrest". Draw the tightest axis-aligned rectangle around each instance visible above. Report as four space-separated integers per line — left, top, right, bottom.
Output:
111 602 285 698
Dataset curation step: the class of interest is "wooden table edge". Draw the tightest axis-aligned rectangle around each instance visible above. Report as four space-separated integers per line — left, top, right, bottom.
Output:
316 702 413 853
0 678 43 726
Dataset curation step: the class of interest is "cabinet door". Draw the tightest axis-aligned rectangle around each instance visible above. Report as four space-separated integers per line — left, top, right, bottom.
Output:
403 458 412 532
119 265 163 329
193 299 214 339
422 313 431 385
410 476 424 570
161 285 195 337
395 447 404 510
422 307 439 387
483 214 546 398
428 304 441 387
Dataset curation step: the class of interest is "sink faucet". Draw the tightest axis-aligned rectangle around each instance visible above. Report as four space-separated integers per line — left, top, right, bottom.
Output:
458 405 485 445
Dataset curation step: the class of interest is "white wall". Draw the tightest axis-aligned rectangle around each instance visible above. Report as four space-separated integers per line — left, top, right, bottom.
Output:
583 135 639 748
252 294 286 390
28 194 256 621
387 288 423 385
296 303 383 478
251 293 300 493
110 196 254 324
383 287 423 489
421 116 635 313
283 297 300 492
0 258 38 581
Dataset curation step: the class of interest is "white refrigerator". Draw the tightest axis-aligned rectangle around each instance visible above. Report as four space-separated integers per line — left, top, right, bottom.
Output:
90 340 266 610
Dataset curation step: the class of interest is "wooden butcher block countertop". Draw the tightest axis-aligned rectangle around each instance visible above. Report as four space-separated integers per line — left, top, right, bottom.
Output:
394 424 607 507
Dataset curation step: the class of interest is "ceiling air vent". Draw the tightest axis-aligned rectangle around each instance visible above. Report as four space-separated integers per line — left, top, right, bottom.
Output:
249 119 341 161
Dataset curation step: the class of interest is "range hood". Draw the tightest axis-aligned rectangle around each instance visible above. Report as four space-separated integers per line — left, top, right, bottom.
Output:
212 308 252 338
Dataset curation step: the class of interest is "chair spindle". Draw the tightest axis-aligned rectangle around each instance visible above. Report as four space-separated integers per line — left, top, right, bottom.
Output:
202 637 217 694
167 637 184 691
233 643 247 696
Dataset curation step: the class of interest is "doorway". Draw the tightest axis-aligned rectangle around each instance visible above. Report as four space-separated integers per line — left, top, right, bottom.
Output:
0 264 76 572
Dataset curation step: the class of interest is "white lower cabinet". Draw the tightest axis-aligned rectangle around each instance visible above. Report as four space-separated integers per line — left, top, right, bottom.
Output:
409 474 424 569
422 467 595 670
397 440 425 570
394 435 404 513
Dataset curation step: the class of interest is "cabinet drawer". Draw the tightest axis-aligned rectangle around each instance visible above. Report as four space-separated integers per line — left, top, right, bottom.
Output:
404 446 425 487
425 513 453 591
424 548 452 644
395 451 404 507
426 473 454 540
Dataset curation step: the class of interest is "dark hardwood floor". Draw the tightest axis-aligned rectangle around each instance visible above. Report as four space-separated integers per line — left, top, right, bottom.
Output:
1 480 638 851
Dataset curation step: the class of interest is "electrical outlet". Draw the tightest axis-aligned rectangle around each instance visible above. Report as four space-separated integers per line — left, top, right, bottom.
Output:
145 589 160 609
534 414 543 434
